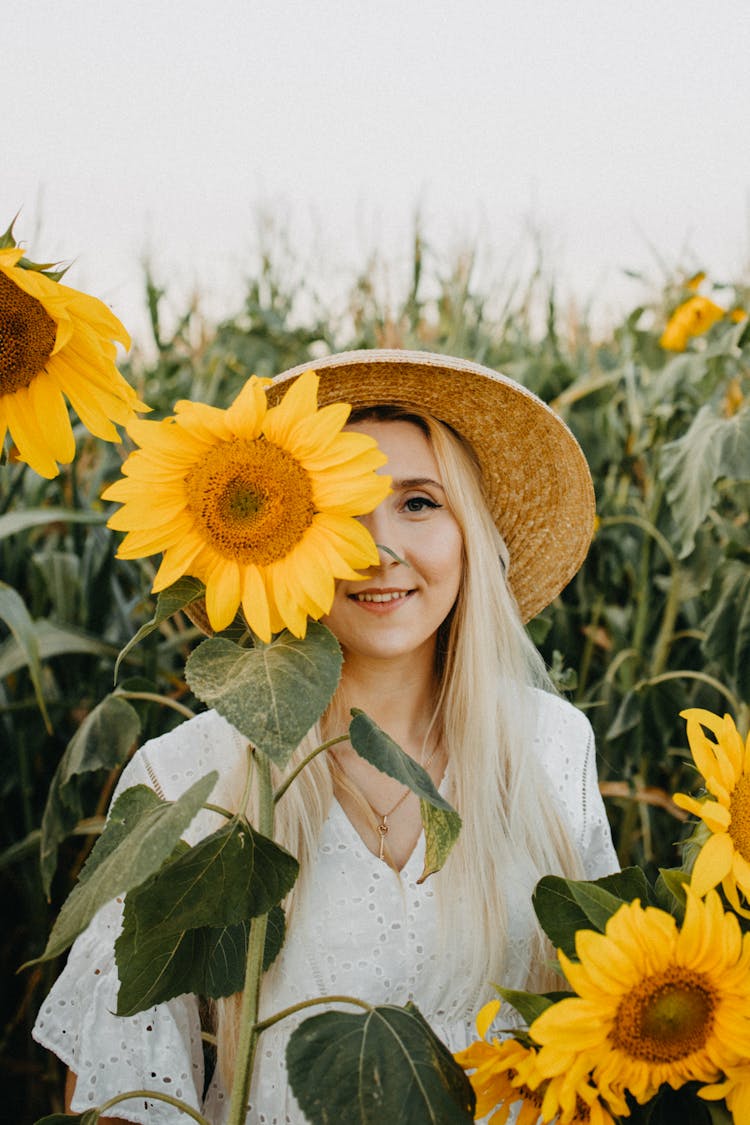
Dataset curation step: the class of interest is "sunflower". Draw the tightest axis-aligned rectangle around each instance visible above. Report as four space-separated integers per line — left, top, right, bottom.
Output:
673 709 750 914
529 888 750 1109
101 369 391 641
0 244 146 478
455 1001 619 1124
659 295 724 351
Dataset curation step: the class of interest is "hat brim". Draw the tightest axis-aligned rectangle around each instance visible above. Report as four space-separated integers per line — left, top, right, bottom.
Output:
267 349 594 623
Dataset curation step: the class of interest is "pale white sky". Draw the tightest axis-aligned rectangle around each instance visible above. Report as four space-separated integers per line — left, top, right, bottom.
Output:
6 1 750 346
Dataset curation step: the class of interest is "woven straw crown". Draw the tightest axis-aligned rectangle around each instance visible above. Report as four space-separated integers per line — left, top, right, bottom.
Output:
267 349 595 624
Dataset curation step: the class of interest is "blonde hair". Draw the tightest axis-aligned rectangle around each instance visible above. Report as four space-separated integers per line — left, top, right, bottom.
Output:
215 407 584 1080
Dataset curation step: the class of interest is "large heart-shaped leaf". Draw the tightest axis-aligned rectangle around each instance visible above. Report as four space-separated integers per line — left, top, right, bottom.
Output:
349 710 461 880
40 693 141 895
115 907 284 1017
287 1002 475 1123
115 822 297 1013
185 623 342 766
27 776 217 965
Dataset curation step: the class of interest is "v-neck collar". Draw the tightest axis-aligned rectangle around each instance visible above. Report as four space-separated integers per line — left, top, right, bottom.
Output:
329 795 427 877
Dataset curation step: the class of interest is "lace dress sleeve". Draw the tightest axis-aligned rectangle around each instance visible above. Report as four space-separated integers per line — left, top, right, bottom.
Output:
32 710 245 1123
533 691 619 879
32 894 205 1123
577 714 620 878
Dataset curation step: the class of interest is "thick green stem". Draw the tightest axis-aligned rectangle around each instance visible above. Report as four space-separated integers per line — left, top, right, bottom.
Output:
226 751 274 1125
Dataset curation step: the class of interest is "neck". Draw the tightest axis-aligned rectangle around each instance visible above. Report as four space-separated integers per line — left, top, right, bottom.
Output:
329 644 440 752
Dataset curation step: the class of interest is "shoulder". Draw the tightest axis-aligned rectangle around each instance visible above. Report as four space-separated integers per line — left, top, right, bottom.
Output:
112 710 248 841
529 688 594 770
136 708 246 799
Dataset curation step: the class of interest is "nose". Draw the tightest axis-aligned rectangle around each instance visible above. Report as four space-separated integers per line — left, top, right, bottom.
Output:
357 506 403 570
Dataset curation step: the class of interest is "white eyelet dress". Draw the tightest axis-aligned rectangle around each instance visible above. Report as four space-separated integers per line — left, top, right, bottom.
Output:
33 692 618 1124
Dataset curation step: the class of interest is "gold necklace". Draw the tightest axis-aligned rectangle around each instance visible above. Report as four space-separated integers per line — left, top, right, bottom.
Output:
369 742 440 861
328 738 440 859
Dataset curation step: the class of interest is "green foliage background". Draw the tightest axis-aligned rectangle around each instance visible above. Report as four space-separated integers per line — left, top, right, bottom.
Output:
3 231 750 1119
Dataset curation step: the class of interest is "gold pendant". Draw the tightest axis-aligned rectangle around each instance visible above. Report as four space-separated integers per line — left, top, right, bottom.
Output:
377 815 389 861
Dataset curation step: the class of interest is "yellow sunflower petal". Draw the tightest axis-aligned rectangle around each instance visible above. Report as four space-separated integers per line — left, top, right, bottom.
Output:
4 387 59 478
313 512 381 566
262 369 320 448
223 375 271 439
691 831 735 896
27 372 76 465
152 535 206 592
476 1000 501 1040
731 852 750 898
681 796 730 833
272 400 352 461
269 562 309 638
241 565 273 644
204 557 242 632
172 400 235 443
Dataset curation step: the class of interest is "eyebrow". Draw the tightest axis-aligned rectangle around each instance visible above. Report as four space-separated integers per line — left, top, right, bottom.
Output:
392 477 446 491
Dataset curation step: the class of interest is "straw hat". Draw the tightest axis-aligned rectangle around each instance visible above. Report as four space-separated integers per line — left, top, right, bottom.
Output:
183 349 594 634
264 349 595 624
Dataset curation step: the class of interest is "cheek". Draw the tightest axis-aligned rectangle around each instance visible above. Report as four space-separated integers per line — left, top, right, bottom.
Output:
427 526 464 594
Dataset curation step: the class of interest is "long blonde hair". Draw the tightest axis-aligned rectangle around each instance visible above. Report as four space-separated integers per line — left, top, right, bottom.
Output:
216 406 584 1078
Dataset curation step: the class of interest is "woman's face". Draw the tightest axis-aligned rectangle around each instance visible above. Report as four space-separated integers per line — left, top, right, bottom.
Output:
322 419 463 666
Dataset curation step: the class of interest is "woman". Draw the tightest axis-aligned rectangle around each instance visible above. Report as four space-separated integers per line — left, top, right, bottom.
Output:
33 350 618 1123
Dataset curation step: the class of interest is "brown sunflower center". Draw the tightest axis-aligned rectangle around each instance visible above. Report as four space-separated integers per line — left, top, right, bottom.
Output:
0 272 57 395
185 436 315 565
611 966 715 1063
729 775 750 862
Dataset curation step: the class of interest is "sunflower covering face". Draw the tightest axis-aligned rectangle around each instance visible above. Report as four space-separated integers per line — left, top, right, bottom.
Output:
102 370 392 641
0 246 147 478
529 888 750 1109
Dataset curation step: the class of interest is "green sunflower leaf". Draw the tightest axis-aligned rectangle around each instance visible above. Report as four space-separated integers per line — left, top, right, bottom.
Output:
115 821 297 1014
185 623 343 767
0 507 105 541
0 581 51 732
532 867 654 958
39 693 141 896
661 403 750 558
114 575 207 681
0 619 118 682
25 775 217 966
348 709 461 879
493 987 566 1025
286 1002 475 1124
418 800 462 884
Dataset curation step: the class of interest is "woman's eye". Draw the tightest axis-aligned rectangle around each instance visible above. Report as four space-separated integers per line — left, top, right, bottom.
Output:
403 496 441 513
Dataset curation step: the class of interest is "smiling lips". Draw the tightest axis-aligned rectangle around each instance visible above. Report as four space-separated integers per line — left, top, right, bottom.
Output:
349 588 414 607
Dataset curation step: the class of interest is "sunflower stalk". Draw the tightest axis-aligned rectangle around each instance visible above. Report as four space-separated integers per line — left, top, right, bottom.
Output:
226 749 274 1125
